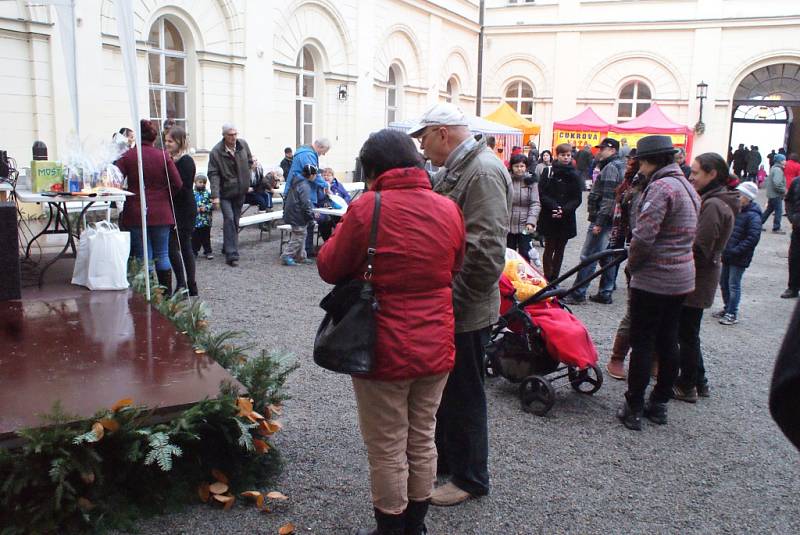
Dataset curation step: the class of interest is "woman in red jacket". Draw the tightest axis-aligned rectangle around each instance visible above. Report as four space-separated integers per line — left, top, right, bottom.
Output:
317 129 465 535
116 119 183 291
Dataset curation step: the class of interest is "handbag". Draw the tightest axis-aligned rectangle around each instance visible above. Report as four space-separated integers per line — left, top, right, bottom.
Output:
313 192 381 374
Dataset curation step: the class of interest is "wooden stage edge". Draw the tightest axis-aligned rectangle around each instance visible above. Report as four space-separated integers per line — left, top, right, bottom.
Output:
0 270 240 444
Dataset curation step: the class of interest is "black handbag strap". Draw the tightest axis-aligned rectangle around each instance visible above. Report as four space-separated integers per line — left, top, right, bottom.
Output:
365 192 381 279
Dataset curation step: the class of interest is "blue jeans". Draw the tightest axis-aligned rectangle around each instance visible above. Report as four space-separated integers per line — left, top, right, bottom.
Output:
762 197 783 231
720 263 746 316
130 225 172 271
572 224 615 299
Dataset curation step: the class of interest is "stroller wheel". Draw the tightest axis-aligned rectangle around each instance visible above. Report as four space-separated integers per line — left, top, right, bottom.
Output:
568 365 604 395
484 353 498 378
519 375 555 416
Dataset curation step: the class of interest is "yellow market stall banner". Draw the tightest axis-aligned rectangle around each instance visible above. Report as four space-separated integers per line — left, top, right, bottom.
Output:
552 130 605 149
607 132 688 147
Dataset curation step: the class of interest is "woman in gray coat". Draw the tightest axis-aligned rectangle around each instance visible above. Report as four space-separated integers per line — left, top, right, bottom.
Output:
506 153 541 263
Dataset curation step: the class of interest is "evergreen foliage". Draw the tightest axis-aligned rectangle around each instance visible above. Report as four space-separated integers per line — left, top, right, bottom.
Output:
0 264 295 533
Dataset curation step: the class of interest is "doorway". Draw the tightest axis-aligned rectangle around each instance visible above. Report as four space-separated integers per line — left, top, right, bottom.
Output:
730 63 800 162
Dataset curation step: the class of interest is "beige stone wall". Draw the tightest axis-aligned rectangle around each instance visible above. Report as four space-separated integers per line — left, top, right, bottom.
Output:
0 0 798 181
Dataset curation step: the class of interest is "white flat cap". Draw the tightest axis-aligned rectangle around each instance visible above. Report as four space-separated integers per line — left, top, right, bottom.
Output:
408 103 468 137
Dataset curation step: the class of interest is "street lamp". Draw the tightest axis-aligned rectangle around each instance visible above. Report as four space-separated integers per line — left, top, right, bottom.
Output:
695 81 708 134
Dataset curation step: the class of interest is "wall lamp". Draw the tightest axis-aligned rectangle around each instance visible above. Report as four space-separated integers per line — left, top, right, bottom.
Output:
695 81 708 135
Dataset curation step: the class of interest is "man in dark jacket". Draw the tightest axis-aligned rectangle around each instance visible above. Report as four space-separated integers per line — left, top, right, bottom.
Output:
576 144 593 183
746 145 762 182
563 137 625 305
732 144 748 179
782 173 800 298
208 123 252 266
279 147 293 179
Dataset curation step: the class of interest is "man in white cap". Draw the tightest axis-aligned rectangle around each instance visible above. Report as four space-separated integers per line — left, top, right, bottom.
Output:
410 103 512 506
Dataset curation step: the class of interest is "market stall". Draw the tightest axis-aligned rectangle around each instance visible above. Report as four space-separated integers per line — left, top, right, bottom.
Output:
552 107 611 151
483 102 541 147
389 114 523 153
609 103 694 158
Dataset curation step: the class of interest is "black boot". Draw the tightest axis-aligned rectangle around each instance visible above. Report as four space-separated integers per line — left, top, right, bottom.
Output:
405 500 429 535
156 269 172 296
644 397 668 425
352 508 405 535
617 399 642 431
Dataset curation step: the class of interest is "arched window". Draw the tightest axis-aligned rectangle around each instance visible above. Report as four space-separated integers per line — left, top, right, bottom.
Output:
446 77 459 105
504 80 534 121
386 65 400 125
296 47 316 147
147 18 187 130
617 80 651 122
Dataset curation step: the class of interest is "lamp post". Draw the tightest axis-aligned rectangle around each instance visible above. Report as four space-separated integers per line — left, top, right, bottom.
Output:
695 81 708 135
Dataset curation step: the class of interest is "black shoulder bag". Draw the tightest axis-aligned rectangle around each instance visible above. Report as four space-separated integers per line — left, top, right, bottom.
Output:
313 192 381 374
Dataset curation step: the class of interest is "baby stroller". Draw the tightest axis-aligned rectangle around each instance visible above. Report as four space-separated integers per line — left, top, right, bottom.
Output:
485 247 628 415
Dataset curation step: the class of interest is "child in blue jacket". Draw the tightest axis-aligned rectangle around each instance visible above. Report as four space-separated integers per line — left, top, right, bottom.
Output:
716 182 762 325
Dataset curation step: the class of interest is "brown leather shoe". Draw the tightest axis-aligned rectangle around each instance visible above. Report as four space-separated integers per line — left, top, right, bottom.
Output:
430 481 473 507
606 359 626 380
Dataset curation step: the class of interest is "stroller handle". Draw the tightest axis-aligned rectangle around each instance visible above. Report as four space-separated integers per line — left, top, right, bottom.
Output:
517 248 628 309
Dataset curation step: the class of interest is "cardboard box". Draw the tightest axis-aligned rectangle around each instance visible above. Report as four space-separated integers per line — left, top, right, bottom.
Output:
31 160 64 193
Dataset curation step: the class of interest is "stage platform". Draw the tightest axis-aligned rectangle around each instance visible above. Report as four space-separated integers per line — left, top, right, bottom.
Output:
0 262 238 440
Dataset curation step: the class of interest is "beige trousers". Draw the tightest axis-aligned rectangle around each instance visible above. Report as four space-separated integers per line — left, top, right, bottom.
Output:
352 372 449 514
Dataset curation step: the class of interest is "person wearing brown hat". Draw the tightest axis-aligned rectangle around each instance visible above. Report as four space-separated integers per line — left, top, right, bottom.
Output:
562 137 626 305
618 135 700 430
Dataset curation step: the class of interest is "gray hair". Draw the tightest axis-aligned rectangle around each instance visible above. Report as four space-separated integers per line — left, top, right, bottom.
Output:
221 123 237 135
313 138 331 151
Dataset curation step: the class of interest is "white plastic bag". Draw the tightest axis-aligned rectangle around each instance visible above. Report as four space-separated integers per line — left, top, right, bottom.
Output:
71 221 130 290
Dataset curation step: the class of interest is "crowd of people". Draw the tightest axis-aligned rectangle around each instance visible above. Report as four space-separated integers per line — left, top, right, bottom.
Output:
108 110 800 535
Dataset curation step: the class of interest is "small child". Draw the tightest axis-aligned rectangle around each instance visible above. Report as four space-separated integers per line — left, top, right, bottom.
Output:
715 181 762 325
192 175 214 259
282 164 317 266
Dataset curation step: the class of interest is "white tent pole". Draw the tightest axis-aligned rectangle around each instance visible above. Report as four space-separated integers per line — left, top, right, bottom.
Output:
114 0 150 300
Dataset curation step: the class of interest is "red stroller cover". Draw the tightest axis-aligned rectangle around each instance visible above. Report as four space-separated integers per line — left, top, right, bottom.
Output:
499 275 598 369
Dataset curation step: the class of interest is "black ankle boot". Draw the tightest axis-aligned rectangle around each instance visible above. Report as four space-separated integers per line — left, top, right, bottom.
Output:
644 398 668 425
156 269 172 296
405 500 429 535
352 508 405 535
617 399 643 431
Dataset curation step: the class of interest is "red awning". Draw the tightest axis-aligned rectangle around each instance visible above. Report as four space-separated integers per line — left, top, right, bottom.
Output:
553 107 612 130
610 103 691 134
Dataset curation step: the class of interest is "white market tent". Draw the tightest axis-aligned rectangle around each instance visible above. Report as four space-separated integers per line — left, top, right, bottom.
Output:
389 116 523 152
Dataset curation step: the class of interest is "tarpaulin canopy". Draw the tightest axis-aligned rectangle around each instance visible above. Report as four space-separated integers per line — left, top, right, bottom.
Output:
609 103 694 157
610 103 692 134
552 107 611 151
483 103 541 138
553 107 612 131
389 114 523 154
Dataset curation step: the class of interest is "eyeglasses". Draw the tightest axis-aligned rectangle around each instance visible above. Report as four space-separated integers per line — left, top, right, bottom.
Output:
417 126 440 146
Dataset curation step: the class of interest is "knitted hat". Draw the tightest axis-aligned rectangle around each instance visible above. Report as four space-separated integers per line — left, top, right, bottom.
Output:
774 154 787 163
736 181 758 201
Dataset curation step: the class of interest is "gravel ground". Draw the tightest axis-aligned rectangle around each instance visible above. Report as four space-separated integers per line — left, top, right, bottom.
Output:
127 190 800 534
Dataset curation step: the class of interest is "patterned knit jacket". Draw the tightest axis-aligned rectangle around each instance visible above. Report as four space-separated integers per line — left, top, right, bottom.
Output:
628 163 700 296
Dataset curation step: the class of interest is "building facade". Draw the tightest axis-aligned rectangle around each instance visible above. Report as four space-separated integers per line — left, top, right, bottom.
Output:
1 0 798 177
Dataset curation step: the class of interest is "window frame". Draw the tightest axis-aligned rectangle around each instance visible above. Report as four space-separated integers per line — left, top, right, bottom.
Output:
147 18 188 130
616 80 652 123
503 80 535 121
295 46 316 148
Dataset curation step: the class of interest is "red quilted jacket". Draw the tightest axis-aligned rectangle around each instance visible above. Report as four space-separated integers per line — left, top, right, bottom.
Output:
317 167 465 381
